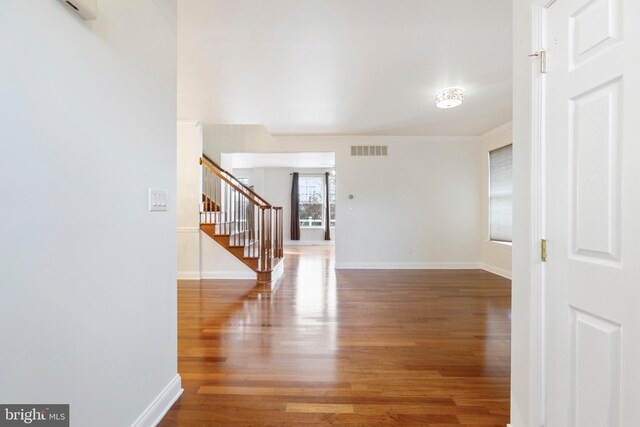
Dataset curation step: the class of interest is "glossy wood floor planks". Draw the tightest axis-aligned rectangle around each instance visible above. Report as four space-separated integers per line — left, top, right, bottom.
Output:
160 246 511 426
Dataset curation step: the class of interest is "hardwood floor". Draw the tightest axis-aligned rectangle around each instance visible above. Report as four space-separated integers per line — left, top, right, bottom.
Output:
160 246 511 426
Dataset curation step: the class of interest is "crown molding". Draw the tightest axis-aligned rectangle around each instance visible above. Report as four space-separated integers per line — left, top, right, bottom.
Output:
481 121 513 138
273 135 481 144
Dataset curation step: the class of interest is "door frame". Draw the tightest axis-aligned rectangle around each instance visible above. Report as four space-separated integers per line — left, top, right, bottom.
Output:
512 1 555 426
529 4 548 427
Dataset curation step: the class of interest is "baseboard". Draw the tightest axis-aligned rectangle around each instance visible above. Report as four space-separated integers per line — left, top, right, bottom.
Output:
333 262 513 279
131 374 182 427
481 263 512 279
271 259 284 282
334 262 483 270
285 240 335 246
176 227 200 233
177 271 201 280
201 270 255 280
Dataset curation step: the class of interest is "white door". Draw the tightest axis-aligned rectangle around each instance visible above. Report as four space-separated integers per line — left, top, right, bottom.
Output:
545 0 640 425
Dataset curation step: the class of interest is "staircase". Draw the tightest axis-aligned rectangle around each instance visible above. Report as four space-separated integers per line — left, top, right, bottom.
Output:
200 155 284 283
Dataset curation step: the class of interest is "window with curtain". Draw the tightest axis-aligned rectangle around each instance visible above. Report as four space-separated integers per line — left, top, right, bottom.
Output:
329 175 336 227
489 144 513 242
298 176 324 227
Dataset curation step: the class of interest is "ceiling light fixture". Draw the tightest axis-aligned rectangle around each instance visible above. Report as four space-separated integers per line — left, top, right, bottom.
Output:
435 87 464 109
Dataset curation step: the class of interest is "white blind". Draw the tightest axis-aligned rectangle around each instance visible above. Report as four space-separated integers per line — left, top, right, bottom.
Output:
489 144 513 242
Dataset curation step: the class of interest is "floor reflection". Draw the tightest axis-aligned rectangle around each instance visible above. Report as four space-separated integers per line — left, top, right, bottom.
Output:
166 246 512 426
214 246 340 381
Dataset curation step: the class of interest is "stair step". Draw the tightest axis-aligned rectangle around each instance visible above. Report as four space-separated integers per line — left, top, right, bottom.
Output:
229 236 260 248
201 221 235 226
200 224 284 282
201 194 221 211
200 222 247 237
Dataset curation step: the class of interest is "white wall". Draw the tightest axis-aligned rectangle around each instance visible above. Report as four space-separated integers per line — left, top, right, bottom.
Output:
205 126 483 268
177 124 253 280
480 122 513 279
336 141 481 268
0 2 180 427
177 121 203 279
232 167 266 195
200 236 255 279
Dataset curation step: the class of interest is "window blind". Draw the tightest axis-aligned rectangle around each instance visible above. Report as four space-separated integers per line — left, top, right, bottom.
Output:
489 144 513 242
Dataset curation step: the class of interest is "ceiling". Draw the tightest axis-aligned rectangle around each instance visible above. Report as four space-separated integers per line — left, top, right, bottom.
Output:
178 0 512 136
230 152 335 169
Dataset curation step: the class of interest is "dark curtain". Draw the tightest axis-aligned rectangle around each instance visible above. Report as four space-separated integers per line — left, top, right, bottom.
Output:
324 172 331 241
290 172 300 240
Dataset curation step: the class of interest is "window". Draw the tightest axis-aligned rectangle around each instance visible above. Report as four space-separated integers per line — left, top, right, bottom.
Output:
489 144 513 242
238 177 250 186
329 175 336 228
298 176 324 227
297 175 336 228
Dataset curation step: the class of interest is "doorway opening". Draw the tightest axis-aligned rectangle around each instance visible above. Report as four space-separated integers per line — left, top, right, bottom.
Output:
222 151 337 260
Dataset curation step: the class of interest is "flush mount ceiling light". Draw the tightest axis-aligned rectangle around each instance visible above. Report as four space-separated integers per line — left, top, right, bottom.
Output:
435 87 464 109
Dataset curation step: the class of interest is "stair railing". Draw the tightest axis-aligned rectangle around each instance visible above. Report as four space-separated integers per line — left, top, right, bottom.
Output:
200 156 284 265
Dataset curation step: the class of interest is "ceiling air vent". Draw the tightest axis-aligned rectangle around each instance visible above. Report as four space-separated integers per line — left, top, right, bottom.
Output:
350 145 388 157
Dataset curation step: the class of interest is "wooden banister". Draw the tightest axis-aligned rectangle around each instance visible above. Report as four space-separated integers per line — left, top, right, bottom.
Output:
199 155 284 279
201 154 271 207
200 158 264 208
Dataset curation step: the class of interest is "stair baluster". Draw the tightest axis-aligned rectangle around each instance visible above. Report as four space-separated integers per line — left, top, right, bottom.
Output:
199 156 284 282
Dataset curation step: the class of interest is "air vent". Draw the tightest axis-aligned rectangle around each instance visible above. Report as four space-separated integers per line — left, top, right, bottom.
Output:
350 145 388 156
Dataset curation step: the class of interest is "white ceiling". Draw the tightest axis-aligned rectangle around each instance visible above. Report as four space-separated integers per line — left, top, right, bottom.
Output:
231 152 335 169
178 0 512 136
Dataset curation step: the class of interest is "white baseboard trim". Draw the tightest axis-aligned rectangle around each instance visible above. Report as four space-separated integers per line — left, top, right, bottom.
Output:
131 374 182 427
176 227 200 233
481 263 512 279
177 271 201 280
201 270 255 280
334 262 483 270
271 259 284 282
285 240 335 246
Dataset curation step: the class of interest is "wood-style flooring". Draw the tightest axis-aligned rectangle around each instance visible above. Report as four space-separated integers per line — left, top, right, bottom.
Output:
160 246 511 426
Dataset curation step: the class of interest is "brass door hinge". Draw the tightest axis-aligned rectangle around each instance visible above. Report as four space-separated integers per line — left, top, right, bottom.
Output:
529 50 547 73
541 239 547 262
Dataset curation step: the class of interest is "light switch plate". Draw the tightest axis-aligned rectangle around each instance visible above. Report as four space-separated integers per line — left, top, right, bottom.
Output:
148 189 168 212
